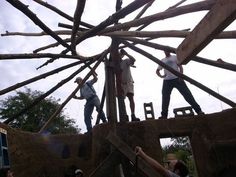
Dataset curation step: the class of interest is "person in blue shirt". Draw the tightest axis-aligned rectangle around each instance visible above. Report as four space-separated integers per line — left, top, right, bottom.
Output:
74 72 107 132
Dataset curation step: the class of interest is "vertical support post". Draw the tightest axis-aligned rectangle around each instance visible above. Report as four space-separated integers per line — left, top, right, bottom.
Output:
105 52 117 124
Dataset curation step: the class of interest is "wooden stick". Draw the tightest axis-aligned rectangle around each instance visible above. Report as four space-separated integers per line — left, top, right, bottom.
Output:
33 38 71 53
71 0 86 51
121 37 236 72
6 0 74 53
1 30 72 36
38 50 109 133
0 53 85 60
0 60 87 95
75 0 153 44
33 0 94 29
121 40 236 108
99 0 215 35
4 58 97 124
103 30 236 39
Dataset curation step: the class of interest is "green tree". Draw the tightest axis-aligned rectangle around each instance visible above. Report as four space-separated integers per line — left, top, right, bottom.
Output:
162 137 197 177
0 87 80 134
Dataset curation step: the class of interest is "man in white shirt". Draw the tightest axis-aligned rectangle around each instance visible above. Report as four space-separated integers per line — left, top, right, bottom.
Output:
120 49 140 122
156 50 204 119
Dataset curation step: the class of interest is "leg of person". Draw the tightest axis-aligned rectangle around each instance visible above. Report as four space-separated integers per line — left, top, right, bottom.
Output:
84 101 94 132
94 96 107 123
175 79 204 114
160 79 174 118
126 82 140 121
119 83 129 122
127 92 140 121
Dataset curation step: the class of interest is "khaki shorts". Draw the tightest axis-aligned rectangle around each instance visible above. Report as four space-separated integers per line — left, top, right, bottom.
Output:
121 82 134 96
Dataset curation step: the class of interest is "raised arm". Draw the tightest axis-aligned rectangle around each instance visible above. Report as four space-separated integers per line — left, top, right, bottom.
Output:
178 64 183 74
156 67 166 78
135 146 169 177
120 49 135 65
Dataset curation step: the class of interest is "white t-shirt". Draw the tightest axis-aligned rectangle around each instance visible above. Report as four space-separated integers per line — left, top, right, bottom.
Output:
120 58 134 83
158 55 179 80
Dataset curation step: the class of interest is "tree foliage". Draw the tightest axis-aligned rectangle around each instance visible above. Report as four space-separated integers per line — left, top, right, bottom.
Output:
0 87 80 134
162 137 197 176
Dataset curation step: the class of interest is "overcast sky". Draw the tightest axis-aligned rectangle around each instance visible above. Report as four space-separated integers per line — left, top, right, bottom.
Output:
0 0 236 134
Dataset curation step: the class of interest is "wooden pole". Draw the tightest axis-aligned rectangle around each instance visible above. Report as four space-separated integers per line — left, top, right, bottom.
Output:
121 40 236 108
99 0 215 35
0 60 85 95
6 0 75 54
4 59 96 124
122 37 236 72
38 51 108 133
75 0 153 45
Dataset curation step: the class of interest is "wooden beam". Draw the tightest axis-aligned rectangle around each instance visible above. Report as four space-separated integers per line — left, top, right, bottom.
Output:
121 37 236 72
107 132 160 177
121 39 236 108
177 0 236 64
6 0 75 54
100 0 215 35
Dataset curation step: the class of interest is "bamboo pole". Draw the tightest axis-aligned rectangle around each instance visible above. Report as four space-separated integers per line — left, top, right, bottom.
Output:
6 0 75 54
121 40 236 108
38 50 108 133
4 58 97 124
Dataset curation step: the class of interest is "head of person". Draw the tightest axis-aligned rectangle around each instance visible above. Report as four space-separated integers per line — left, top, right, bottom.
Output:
75 169 83 177
74 77 82 84
173 160 189 177
164 50 171 57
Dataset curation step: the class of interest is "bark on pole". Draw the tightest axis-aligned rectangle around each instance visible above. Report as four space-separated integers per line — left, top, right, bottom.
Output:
122 37 236 72
121 40 236 108
71 0 86 52
38 51 107 133
4 59 96 124
6 0 75 54
99 0 216 35
75 0 153 45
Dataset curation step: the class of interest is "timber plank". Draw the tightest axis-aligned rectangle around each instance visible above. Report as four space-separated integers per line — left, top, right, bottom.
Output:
107 132 160 177
177 0 236 64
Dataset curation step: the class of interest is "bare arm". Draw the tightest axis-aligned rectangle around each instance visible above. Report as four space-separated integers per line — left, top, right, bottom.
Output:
156 68 166 78
135 146 169 177
178 65 183 74
121 49 135 65
92 72 98 82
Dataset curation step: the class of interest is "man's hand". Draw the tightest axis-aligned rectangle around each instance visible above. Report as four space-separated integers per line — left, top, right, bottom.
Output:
156 69 166 78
